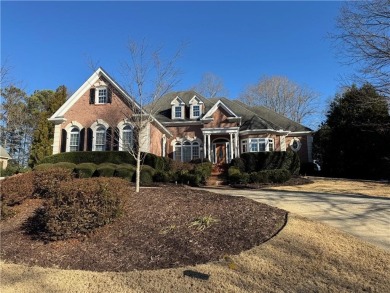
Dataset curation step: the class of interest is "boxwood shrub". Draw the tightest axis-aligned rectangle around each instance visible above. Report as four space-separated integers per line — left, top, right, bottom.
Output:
114 164 136 180
54 162 76 171
74 163 97 178
138 165 155 185
94 163 116 177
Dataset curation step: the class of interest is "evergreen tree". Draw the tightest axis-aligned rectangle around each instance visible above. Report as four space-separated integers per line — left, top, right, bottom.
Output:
28 86 67 167
314 84 390 179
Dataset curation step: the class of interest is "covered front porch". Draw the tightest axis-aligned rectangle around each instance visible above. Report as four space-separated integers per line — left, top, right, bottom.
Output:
202 127 240 164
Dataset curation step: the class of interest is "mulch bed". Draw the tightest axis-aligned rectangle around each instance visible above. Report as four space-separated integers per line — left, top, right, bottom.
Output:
1 186 287 272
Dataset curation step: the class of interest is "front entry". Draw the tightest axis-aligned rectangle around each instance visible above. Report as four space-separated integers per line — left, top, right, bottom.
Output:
212 138 230 164
215 143 227 164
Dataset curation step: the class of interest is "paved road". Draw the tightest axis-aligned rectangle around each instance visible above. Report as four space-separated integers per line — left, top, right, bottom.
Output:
200 188 390 251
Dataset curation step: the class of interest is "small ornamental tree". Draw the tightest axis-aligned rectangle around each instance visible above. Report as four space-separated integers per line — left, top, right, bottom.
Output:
314 84 390 179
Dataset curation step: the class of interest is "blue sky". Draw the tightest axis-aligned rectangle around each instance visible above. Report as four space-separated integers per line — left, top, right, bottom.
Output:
1 1 356 128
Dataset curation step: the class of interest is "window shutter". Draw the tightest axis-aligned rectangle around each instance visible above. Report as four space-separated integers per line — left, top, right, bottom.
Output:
107 88 112 104
89 88 95 104
61 129 67 153
79 128 85 151
106 127 112 151
113 127 119 151
87 128 93 151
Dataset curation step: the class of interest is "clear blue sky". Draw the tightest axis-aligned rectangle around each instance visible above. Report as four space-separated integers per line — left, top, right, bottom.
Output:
1 1 356 128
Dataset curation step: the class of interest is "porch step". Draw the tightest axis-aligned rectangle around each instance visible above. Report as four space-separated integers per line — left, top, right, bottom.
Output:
206 175 227 186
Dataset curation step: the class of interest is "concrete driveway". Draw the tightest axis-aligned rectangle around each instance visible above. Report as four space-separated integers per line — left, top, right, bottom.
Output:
199 187 390 251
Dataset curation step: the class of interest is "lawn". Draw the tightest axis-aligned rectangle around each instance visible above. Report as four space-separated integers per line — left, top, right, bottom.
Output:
267 177 390 198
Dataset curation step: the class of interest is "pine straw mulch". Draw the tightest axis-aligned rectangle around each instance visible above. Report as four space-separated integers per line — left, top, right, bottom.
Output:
0 186 287 272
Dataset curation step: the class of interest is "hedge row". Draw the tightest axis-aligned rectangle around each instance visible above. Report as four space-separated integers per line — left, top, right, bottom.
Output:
228 166 291 184
231 151 300 175
38 151 172 172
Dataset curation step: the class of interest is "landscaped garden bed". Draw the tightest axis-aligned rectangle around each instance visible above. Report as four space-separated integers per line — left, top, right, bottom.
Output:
0 172 287 272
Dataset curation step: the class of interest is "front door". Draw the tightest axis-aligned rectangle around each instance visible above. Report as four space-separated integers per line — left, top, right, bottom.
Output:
215 143 226 164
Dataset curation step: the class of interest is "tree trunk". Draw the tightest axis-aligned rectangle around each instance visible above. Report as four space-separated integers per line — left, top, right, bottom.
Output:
135 149 141 193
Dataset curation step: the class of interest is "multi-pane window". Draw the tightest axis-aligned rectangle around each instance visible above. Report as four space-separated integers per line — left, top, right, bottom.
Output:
192 105 200 117
175 106 182 118
98 88 107 104
174 142 182 161
174 140 201 162
242 138 274 153
69 127 79 152
192 142 200 159
95 126 106 151
122 125 133 150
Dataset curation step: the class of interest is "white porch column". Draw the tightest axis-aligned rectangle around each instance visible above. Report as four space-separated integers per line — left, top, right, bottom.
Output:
162 134 166 157
235 131 239 158
229 133 234 160
52 124 61 155
203 135 207 159
207 134 211 161
280 136 286 151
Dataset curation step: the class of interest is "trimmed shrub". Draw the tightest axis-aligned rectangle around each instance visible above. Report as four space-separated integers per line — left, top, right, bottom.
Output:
74 163 97 178
0 198 15 220
33 168 75 198
189 158 211 164
230 157 245 172
54 162 76 171
33 163 55 171
114 164 136 180
153 170 172 183
39 151 136 165
24 177 130 240
0 172 35 205
268 169 291 183
250 171 269 184
94 163 118 177
228 166 242 184
194 162 213 183
138 165 155 185
237 151 300 175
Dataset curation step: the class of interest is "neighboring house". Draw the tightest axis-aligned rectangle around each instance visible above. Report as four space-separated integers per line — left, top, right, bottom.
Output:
49 68 313 164
0 146 12 170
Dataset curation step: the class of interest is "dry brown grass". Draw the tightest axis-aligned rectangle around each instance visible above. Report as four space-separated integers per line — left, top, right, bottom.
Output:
268 177 390 198
2 214 389 293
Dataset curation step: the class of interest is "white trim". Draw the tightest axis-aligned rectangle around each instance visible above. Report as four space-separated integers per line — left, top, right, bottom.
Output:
64 121 84 152
189 95 204 105
170 96 185 105
117 120 134 151
239 129 290 135
91 119 109 151
201 100 239 121
202 127 239 134
286 131 313 136
162 121 203 126
95 86 108 104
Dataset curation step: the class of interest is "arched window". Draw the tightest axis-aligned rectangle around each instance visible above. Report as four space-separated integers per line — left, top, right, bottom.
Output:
69 127 80 152
122 125 133 151
174 142 182 161
174 140 202 162
182 141 192 162
192 141 200 160
95 126 106 151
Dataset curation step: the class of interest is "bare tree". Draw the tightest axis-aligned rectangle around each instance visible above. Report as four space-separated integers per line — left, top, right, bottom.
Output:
333 0 390 96
119 40 182 192
192 72 229 98
239 75 319 124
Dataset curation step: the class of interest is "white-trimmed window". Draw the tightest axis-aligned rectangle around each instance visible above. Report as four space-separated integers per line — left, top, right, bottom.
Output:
174 140 201 162
95 126 106 151
175 106 182 119
96 87 107 104
242 138 274 153
69 127 80 152
192 105 200 117
122 125 133 151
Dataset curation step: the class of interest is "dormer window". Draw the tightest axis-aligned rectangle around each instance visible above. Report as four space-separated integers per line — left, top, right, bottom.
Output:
189 95 203 119
175 106 182 118
171 96 185 119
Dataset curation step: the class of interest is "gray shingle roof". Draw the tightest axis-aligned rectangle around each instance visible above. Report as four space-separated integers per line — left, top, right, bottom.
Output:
151 91 311 132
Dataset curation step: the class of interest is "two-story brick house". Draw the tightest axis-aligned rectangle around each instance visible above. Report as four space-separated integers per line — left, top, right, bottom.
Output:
49 68 313 164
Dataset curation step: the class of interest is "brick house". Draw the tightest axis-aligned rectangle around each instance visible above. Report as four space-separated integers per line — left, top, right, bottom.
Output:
49 68 313 164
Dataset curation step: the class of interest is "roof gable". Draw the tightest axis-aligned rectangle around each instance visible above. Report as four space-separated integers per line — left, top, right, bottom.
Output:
201 100 239 120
